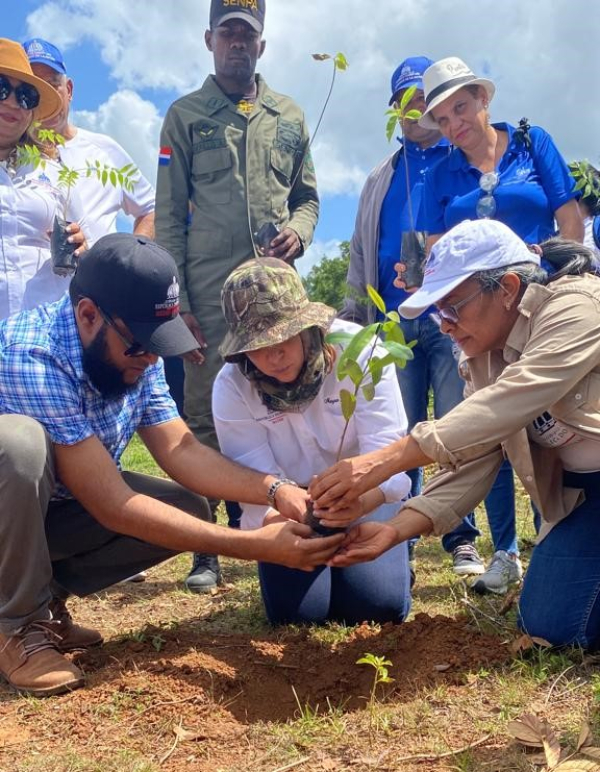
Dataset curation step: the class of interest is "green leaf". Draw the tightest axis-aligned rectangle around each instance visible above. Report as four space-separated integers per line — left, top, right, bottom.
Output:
101 169 108 186
385 113 398 143
367 357 384 385
334 52 348 71
362 381 375 401
340 389 356 422
380 339 414 363
385 310 400 323
574 177 586 191
336 323 379 377
399 85 417 112
366 284 386 314
338 358 364 387
404 109 422 121
109 169 117 187
325 331 355 347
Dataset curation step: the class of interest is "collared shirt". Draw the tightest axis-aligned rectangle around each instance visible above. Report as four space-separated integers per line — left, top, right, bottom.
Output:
377 137 450 317
212 318 411 529
0 160 85 318
407 273 600 541
422 122 577 242
0 295 178 498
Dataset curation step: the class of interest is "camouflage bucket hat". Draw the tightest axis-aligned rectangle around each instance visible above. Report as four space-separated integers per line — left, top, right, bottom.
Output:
219 258 337 361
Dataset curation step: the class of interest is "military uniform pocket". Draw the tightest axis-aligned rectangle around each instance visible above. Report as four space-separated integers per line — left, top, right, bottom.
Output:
192 148 232 204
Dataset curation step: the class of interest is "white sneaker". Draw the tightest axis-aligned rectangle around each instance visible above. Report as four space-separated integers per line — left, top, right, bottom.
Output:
452 543 485 576
471 550 523 595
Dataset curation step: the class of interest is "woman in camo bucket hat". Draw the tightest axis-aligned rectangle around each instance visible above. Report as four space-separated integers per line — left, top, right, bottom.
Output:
220 257 336 361
214 257 413 627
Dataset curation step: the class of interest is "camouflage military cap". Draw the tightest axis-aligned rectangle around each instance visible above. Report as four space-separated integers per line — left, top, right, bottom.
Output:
219 257 337 361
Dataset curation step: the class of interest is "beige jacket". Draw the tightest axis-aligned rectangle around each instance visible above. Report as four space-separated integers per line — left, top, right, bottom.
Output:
407 274 600 540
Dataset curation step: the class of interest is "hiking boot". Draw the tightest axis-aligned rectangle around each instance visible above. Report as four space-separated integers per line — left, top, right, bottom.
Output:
452 543 485 576
471 550 523 595
0 622 84 697
46 597 103 651
185 554 222 593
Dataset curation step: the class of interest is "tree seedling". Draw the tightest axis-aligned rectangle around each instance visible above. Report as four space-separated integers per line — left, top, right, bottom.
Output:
305 284 414 536
385 85 427 289
17 127 138 275
356 652 395 740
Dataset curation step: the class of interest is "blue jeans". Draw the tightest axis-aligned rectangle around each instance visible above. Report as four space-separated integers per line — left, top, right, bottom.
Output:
518 471 600 650
257 503 411 625
397 317 479 551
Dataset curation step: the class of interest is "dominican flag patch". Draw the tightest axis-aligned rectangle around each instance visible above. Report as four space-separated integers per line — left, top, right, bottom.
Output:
159 146 172 166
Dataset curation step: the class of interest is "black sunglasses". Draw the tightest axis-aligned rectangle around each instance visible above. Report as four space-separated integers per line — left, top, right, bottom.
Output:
0 75 40 111
97 307 150 358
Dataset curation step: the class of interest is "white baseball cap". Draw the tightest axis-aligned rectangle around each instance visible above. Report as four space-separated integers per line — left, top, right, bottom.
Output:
399 220 540 319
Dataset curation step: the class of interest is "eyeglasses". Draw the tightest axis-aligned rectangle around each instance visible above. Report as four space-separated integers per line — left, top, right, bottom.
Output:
431 287 484 326
476 171 499 219
0 75 40 111
98 307 150 358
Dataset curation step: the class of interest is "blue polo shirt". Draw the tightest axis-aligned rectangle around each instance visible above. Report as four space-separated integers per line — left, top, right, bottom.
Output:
377 137 450 318
421 122 577 243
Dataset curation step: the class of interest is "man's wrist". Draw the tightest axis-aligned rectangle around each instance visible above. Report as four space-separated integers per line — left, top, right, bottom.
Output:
266 477 299 508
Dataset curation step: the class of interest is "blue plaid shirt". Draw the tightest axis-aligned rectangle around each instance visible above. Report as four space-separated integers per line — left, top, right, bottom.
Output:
0 295 179 498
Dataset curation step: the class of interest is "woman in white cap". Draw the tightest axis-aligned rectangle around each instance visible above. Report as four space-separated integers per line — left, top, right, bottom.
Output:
0 38 85 318
398 56 584 593
212 257 413 625
312 219 600 649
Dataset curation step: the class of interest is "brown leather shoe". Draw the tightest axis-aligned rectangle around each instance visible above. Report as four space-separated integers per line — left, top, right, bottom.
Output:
0 622 84 697
47 598 103 651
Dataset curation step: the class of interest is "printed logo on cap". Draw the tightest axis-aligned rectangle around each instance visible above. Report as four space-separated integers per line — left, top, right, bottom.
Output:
155 277 180 318
24 40 47 58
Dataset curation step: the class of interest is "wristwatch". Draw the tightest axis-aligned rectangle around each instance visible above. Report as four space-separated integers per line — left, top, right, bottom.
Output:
266 478 299 508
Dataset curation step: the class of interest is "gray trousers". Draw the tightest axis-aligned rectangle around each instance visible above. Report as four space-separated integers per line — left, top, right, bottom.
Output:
0 415 211 635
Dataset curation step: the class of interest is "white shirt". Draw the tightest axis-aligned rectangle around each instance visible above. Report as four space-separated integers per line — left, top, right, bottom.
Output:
0 159 85 318
59 128 155 245
583 216 600 261
213 318 411 530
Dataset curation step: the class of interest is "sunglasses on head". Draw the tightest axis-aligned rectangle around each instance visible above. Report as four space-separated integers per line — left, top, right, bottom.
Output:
0 75 40 111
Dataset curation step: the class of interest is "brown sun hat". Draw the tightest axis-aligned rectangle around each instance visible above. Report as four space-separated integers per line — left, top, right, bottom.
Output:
219 257 337 361
0 38 61 122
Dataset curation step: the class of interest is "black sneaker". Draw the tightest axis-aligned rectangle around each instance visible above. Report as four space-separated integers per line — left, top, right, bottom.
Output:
185 554 222 593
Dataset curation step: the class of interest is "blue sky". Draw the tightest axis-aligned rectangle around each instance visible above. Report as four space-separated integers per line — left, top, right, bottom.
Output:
6 1 600 275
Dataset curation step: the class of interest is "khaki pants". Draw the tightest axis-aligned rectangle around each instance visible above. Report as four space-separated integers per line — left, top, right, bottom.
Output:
0 415 210 635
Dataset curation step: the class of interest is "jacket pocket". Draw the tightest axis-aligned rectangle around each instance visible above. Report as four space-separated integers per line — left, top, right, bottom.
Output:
192 148 232 204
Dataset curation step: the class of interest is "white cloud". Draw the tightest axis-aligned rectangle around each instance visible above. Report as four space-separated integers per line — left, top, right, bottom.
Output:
26 0 600 234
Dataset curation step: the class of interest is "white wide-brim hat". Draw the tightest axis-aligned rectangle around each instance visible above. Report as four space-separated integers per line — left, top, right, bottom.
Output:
418 56 495 129
399 220 540 319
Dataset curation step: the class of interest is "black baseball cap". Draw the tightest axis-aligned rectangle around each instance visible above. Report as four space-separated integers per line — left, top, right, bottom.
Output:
210 0 265 32
71 233 199 357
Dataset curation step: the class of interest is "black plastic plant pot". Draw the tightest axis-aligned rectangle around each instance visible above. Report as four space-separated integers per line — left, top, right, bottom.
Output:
304 500 347 538
50 215 77 277
400 230 427 290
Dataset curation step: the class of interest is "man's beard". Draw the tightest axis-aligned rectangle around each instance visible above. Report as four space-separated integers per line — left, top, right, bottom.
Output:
82 326 137 399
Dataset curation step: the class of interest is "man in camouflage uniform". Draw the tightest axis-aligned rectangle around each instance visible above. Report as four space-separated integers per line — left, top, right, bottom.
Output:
154 0 319 590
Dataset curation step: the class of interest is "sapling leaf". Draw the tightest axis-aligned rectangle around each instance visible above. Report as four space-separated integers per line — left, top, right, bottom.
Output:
385 310 401 323
362 381 375 401
574 177 586 192
381 320 406 343
366 284 386 314
325 331 355 347
101 169 108 186
334 52 348 71
340 389 356 422
404 109 422 121
336 323 380 376
399 85 417 111
110 169 117 187
339 359 364 387
367 357 384 386
379 339 414 362
385 113 399 143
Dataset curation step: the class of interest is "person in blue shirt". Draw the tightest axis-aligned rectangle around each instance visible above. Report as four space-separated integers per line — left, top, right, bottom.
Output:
341 56 486 578
0 234 343 699
412 56 583 594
